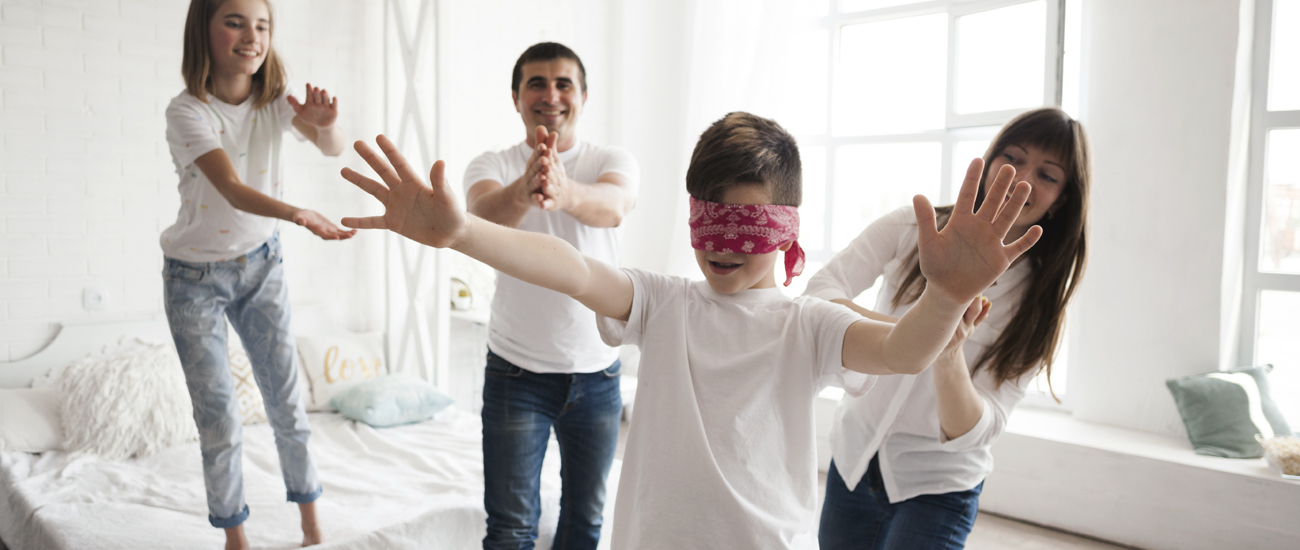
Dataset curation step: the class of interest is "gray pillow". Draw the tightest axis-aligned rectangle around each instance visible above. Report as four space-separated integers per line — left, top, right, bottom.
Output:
1166 365 1293 458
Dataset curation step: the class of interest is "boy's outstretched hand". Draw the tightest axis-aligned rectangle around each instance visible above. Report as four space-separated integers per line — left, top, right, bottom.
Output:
914 158 1042 306
339 135 467 249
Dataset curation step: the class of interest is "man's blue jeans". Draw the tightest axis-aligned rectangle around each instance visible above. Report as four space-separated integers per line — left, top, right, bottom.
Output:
481 350 622 550
819 457 983 550
162 234 321 528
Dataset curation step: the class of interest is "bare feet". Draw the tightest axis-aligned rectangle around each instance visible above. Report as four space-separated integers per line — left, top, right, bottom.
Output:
224 525 250 550
299 501 323 546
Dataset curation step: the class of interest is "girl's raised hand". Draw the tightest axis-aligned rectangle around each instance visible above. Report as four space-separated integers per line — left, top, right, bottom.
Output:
287 83 338 128
340 135 467 249
914 158 1042 306
292 208 357 240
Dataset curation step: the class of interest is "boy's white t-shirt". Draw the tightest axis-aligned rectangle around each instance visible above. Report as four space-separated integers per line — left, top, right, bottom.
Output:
596 268 875 550
463 140 639 374
161 89 304 262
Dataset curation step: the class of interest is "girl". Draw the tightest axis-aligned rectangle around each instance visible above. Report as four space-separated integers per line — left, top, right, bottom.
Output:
810 107 1090 550
161 0 353 548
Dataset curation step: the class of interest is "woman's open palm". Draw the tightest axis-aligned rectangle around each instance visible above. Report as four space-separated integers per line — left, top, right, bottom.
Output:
339 135 467 249
914 158 1042 305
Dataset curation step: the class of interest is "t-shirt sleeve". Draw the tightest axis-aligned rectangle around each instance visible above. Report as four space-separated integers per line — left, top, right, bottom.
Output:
803 205 914 303
805 298 877 397
463 151 505 195
164 96 223 174
597 145 640 188
273 90 307 142
595 267 668 348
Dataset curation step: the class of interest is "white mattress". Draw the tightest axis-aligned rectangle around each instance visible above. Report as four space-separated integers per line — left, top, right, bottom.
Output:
0 408 618 550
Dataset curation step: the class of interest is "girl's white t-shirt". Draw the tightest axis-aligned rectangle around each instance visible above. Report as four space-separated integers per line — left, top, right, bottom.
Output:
596 268 874 550
161 89 303 262
803 206 1036 503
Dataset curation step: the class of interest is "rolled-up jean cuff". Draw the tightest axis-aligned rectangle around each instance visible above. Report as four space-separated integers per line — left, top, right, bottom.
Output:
209 505 250 528
287 486 323 504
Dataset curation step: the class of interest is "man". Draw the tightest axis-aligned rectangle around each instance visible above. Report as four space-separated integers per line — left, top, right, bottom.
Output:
463 42 638 550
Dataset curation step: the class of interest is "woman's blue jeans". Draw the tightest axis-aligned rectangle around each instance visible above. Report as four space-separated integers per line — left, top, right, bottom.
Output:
819 457 982 550
162 234 321 528
480 350 622 550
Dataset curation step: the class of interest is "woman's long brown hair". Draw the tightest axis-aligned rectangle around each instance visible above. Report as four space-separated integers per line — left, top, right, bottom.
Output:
181 0 286 109
891 108 1090 397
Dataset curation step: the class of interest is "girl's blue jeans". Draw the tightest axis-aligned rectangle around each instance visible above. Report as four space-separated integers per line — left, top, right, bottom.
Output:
162 233 321 528
480 350 622 550
819 457 982 550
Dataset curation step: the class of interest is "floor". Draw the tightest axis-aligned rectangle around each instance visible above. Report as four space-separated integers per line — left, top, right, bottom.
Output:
615 420 1133 550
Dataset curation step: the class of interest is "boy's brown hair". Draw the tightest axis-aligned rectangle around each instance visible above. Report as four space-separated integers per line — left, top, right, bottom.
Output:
686 112 802 207
181 0 287 109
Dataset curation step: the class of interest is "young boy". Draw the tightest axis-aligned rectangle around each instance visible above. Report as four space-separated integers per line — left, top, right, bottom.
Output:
339 112 1040 549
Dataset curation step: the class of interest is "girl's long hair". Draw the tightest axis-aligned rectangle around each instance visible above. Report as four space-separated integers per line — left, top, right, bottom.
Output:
890 108 1090 396
181 0 286 109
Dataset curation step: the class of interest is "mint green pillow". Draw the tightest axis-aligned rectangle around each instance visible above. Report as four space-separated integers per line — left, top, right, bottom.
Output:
329 374 454 428
1166 365 1294 458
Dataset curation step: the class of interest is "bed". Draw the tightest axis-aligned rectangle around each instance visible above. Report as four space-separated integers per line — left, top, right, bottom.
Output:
0 319 619 550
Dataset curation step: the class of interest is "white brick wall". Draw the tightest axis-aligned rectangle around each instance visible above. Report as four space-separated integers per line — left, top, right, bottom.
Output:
0 0 386 365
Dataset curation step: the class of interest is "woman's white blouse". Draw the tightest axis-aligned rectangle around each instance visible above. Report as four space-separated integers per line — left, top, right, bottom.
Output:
804 206 1038 503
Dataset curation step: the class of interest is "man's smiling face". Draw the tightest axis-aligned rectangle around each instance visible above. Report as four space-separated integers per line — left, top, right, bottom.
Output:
514 58 586 146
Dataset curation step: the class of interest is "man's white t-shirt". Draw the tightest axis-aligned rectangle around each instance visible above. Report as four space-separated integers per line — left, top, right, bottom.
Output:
463 140 639 374
161 89 303 262
596 268 875 550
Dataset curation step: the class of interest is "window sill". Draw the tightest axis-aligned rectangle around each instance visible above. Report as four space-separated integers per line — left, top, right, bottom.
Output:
1004 406 1292 482
983 407 1300 550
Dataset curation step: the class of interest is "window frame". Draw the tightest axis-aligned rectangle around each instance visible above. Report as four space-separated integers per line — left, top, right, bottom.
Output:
1239 0 1300 371
799 0 1069 406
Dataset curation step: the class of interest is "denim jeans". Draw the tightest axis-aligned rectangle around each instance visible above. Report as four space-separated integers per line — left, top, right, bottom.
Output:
162 233 321 528
819 457 983 550
481 350 622 550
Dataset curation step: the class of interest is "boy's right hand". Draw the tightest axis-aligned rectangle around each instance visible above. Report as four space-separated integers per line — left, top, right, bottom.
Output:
339 135 468 249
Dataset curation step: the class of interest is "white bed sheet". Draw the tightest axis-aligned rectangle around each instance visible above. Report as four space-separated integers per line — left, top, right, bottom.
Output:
0 408 618 550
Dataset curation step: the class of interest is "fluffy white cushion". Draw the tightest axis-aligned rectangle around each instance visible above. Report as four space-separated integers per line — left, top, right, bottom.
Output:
60 338 198 460
297 332 386 412
0 388 64 453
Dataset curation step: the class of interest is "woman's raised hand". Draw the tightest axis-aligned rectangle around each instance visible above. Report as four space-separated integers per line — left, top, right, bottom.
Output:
914 158 1042 306
340 135 468 249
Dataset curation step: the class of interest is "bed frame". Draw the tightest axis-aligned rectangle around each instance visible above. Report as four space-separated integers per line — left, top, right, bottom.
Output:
0 318 171 389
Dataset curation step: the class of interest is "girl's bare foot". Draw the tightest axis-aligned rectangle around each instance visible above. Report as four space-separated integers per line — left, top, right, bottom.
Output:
224 524 250 550
299 501 323 546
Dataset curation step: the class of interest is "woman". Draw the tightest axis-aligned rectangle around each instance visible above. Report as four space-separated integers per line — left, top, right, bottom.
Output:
810 107 1090 549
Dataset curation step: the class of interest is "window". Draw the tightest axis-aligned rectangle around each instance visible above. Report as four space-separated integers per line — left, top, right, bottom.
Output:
780 0 1071 403
1241 0 1300 427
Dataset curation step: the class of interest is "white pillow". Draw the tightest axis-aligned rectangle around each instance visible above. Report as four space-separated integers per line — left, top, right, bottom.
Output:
0 388 64 453
297 332 386 412
60 338 199 460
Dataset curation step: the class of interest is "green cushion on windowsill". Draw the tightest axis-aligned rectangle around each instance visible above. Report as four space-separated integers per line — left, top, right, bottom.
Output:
1166 365 1293 458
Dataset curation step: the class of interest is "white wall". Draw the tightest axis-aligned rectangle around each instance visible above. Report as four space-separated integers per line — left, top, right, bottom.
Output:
1067 0 1247 436
0 0 386 365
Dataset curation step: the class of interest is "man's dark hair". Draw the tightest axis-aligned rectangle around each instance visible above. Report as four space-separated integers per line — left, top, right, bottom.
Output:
511 42 587 94
686 112 802 207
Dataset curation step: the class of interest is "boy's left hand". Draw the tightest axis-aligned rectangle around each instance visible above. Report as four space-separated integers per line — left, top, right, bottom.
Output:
288 83 338 128
914 158 1042 306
